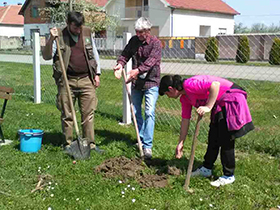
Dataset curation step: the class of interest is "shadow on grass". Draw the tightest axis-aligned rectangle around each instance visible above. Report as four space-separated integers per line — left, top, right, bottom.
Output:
96 129 135 147
96 110 122 122
42 132 65 147
144 157 204 175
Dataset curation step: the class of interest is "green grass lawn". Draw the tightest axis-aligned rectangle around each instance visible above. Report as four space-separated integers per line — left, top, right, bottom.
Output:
0 62 279 210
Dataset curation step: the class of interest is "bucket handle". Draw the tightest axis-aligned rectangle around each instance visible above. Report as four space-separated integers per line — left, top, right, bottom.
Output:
19 132 44 137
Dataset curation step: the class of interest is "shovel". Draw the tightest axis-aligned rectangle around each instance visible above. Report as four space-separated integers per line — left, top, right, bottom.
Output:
115 68 144 158
184 115 202 192
55 37 90 160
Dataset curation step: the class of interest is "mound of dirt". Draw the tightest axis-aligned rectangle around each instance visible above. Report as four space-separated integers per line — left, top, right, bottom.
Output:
138 174 168 188
95 156 145 178
94 156 183 188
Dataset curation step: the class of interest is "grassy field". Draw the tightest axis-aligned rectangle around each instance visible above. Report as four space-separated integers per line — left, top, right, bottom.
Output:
0 62 279 210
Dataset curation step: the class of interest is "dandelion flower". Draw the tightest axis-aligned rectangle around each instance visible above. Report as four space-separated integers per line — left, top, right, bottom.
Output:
131 187 135 191
132 199 136 203
118 180 122 184
209 204 213 207
50 194 54 197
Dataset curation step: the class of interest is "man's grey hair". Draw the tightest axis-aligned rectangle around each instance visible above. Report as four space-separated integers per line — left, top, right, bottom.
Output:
134 17 152 30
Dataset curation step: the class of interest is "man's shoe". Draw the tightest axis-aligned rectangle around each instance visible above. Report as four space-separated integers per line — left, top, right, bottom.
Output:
210 175 235 187
90 143 105 154
89 143 96 150
191 166 212 177
143 148 152 159
64 145 72 155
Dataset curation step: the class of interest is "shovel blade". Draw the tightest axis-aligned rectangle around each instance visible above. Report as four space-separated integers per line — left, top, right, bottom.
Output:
66 138 91 160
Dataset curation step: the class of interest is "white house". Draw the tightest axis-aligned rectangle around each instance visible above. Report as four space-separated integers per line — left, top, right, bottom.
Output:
0 5 24 37
103 0 239 37
0 4 24 49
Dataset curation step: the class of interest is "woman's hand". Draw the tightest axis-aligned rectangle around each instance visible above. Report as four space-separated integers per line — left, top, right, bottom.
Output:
175 141 184 159
196 106 211 116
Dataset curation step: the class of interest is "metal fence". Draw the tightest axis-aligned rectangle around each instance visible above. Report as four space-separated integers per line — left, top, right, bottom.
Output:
0 32 280 154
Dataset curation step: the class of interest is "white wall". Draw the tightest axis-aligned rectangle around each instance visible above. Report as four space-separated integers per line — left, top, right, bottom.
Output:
148 0 170 36
172 9 235 37
105 0 170 37
0 25 24 37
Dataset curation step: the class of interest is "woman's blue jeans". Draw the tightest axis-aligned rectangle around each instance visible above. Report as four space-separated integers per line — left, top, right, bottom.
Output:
132 86 159 149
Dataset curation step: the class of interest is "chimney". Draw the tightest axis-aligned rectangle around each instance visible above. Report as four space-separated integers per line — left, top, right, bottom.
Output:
3 2 7 6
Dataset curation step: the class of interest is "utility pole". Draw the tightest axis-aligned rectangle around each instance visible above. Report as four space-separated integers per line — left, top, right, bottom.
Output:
69 0 73 11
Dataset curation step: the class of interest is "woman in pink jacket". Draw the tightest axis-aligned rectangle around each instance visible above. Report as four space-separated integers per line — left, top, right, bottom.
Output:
159 75 254 187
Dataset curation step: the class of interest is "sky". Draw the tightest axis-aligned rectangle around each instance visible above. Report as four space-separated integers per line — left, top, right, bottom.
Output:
224 0 280 27
2 0 280 28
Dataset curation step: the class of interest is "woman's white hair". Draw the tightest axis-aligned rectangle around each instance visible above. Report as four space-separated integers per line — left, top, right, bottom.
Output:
134 17 152 30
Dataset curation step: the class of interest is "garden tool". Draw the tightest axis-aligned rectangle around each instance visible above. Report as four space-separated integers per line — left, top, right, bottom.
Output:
184 115 203 192
55 37 90 160
115 68 144 158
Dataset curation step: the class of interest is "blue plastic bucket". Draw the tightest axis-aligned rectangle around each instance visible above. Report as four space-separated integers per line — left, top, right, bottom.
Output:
18 129 44 153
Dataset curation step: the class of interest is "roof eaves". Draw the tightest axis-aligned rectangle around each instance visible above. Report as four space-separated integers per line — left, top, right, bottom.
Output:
18 0 31 15
171 6 240 15
103 0 113 9
159 0 170 8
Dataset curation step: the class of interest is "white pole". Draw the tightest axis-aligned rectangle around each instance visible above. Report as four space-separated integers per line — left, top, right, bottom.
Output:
33 31 41 104
122 32 132 124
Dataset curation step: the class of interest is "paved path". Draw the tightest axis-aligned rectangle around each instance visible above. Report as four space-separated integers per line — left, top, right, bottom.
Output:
1 54 280 82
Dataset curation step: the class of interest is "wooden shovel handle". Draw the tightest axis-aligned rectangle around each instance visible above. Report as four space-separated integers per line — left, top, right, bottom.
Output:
184 115 203 191
121 69 144 158
55 37 80 137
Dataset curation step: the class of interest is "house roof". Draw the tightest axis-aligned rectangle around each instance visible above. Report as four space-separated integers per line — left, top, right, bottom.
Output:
0 5 24 25
164 0 240 15
19 0 108 15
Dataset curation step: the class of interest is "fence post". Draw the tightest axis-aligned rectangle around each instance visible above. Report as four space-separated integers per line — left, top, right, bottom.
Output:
122 32 132 124
32 31 41 104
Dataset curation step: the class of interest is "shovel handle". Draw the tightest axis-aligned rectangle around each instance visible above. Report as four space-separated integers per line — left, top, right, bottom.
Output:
55 37 80 137
121 69 144 158
184 115 202 191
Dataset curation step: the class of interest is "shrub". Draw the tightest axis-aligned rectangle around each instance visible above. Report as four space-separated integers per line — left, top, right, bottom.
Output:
236 35 250 63
269 38 280 65
205 37 219 62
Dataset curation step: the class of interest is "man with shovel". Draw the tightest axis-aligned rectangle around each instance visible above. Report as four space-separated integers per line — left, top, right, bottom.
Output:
113 17 161 159
42 11 101 152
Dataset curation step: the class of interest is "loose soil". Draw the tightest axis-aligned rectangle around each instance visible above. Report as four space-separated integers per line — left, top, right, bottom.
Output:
94 156 183 188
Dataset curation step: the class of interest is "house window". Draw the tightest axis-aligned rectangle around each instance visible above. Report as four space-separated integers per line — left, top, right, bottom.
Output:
31 6 39 18
199 25 211 37
144 0 148 11
218 28 227 35
150 26 159 36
